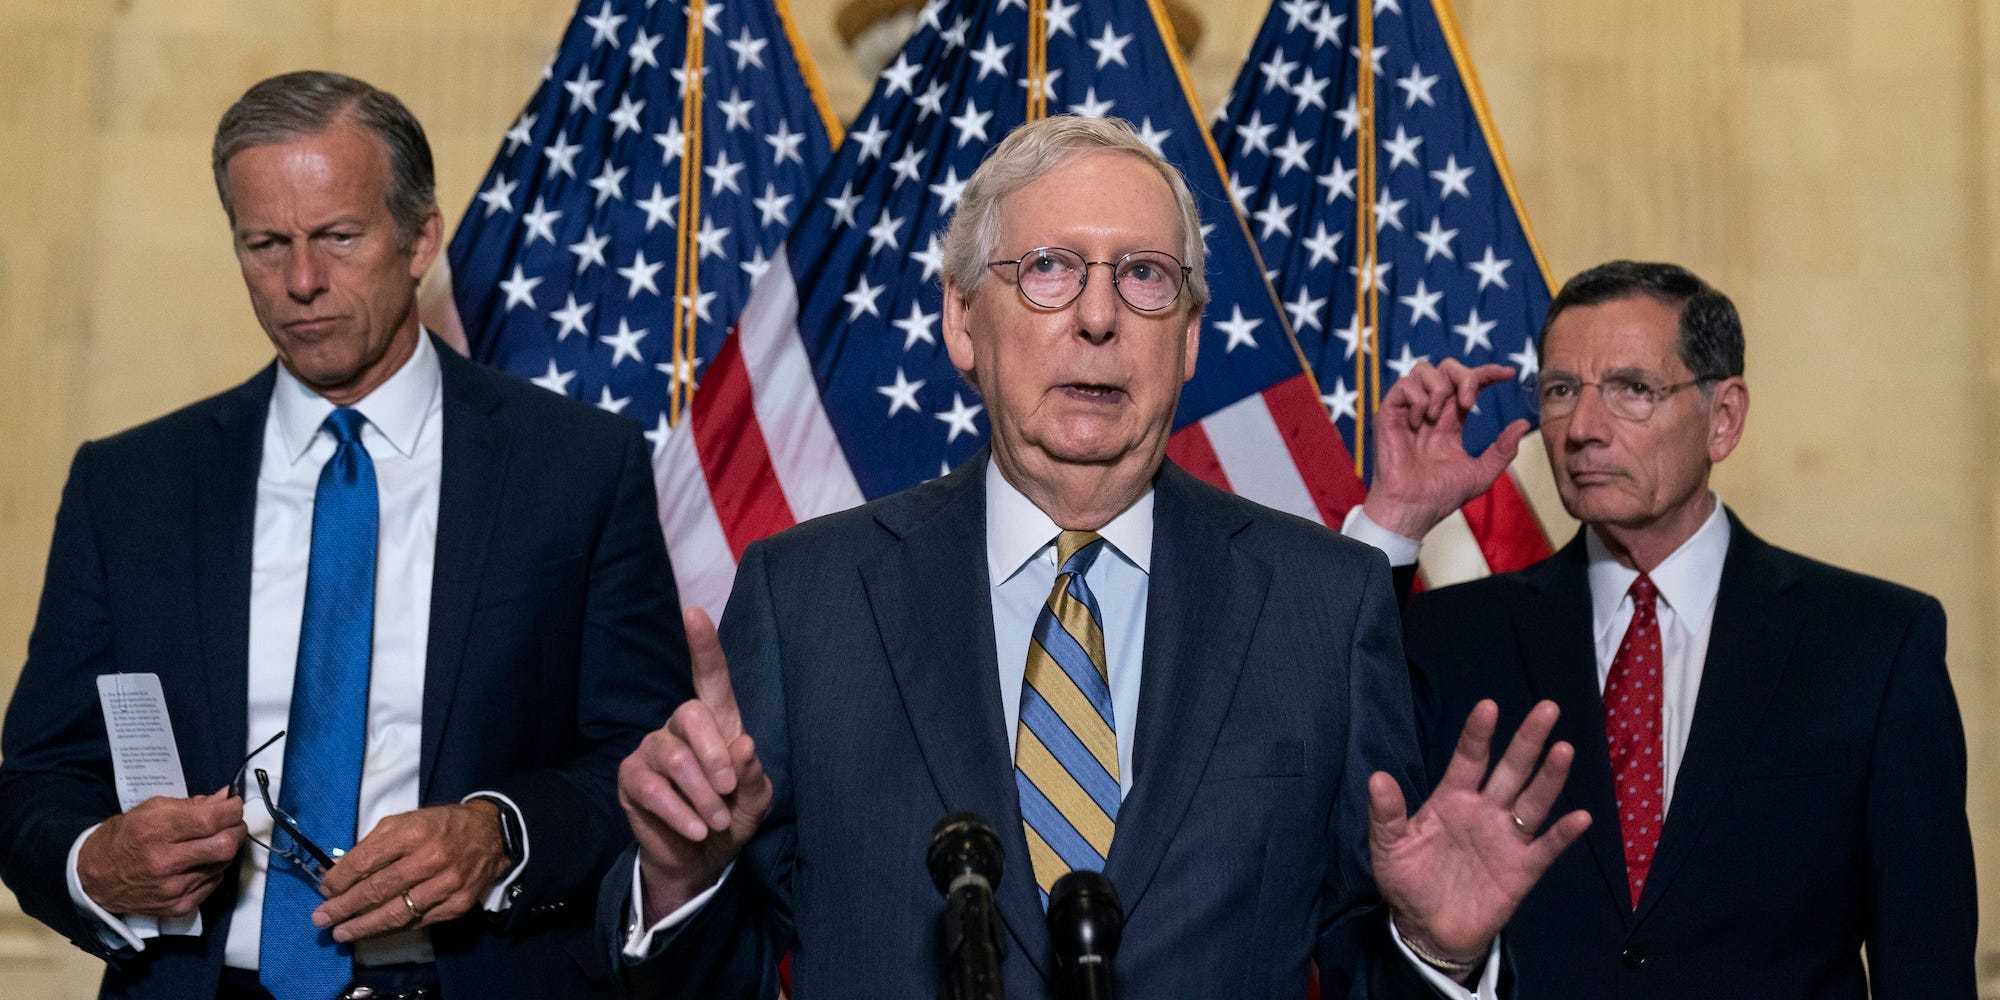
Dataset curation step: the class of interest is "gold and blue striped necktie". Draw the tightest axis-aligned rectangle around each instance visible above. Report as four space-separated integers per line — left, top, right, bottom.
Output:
1014 530 1118 902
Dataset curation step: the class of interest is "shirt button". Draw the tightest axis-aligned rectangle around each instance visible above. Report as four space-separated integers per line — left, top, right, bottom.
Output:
1620 945 1647 969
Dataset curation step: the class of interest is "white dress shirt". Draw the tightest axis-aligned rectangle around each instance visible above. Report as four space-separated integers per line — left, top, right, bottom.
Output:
66 334 525 968
633 461 1495 996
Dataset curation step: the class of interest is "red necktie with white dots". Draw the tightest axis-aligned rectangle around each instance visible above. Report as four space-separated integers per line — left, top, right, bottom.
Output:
1603 573 1663 908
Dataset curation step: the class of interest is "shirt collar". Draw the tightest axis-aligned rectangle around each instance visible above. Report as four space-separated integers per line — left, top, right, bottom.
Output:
1586 493 1732 640
985 456 1155 585
270 330 442 464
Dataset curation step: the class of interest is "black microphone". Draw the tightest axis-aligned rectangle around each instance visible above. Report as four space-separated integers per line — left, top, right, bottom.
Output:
928 812 1006 1000
1047 869 1123 1000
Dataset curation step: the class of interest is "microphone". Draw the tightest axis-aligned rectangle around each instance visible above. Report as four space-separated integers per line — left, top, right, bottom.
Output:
928 812 1006 1000
1047 869 1123 1000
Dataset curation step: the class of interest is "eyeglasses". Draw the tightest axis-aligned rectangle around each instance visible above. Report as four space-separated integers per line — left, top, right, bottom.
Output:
232 731 338 887
984 246 1192 313
1535 375 1716 422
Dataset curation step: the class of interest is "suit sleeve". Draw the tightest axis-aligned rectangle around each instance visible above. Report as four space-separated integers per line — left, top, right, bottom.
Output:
1860 595 1977 999
1311 552 1465 998
608 540 790 1000
482 425 690 929
0 442 134 956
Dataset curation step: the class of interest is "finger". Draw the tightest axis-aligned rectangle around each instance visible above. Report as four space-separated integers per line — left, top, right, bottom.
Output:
1476 419 1530 476
1434 700 1499 792
1457 362 1519 403
1482 700 1561 803
400 873 474 927
1526 809 1594 871
665 700 740 798
621 753 717 842
1508 740 1574 830
1366 771 1410 847
684 608 742 738
315 819 413 898
655 725 734 830
317 852 432 937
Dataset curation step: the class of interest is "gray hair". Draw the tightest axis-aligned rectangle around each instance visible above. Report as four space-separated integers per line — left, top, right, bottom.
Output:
212 71 437 247
1540 259 1744 388
940 115 1210 313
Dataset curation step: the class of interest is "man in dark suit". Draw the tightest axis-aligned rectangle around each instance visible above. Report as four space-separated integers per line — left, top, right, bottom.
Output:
602 115 1590 998
0 72 686 1000
1349 259 1977 997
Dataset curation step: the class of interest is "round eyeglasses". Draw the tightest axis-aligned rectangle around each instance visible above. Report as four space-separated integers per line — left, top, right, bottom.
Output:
984 246 1192 313
1535 375 1717 422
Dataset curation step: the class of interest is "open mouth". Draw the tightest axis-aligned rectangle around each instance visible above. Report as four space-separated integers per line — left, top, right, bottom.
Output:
1058 382 1125 403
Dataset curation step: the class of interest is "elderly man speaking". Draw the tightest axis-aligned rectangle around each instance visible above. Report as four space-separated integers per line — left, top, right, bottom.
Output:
604 116 1585 998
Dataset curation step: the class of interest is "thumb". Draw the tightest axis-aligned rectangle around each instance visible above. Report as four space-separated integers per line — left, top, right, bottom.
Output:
1476 419 1530 477
683 607 742 737
1366 771 1410 849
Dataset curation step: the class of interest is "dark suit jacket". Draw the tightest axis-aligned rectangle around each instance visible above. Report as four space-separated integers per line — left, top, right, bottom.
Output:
0 340 689 999
1404 511 1976 999
604 456 1449 999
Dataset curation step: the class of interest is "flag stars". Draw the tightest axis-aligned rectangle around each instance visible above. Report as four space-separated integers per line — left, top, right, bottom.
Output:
549 294 593 341
1087 22 1134 69
618 248 664 299
718 89 757 131
1507 339 1538 380
1396 62 1440 108
599 317 648 366
935 393 983 442
890 146 925 186
521 198 561 246
1291 67 1330 113
1283 285 1328 332
544 130 583 179
766 120 807 167
636 182 678 231
1399 279 1443 326
867 212 905 254
1322 378 1359 422
877 367 927 417
1272 130 1313 176
1416 216 1459 262
653 120 686 166
563 67 605 114
503 112 537 154
1382 125 1424 170
1135 117 1173 158
850 116 891 161
669 63 711 100
1453 308 1497 353
970 33 1014 81
740 247 772 283
950 100 994 148
498 265 541 310
1259 48 1299 93
567 225 610 275
912 234 945 282
1334 314 1371 360
583 1 626 47
1214 306 1263 352
1385 343 1423 379
594 386 630 415
1302 222 1342 268
881 54 921 96
706 150 746 195
532 360 575 395
727 26 768 70
893 300 939 350
1374 190 1409 232
477 174 517 217
928 167 968 212
1308 7 1348 47
753 183 794 227
844 275 887 320
587 161 628 207
1469 245 1513 290
609 94 647 139
1234 109 1277 156
915 80 949 119
1431 154 1475 200
643 414 672 458
824 182 862 229
1334 95 1363 139
696 217 732 259
1253 195 1296 240
1317 157 1357 204
1044 0 1081 38
629 27 663 71
1069 86 1115 118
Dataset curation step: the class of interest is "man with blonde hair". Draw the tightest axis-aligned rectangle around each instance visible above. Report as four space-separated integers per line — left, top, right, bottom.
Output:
604 115 1586 998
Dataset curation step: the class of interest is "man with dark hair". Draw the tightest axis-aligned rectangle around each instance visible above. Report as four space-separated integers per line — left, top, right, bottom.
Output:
1347 259 1977 996
0 71 686 1000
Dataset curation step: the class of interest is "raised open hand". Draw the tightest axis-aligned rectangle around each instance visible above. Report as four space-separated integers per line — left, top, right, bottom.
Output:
1368 700 1590 966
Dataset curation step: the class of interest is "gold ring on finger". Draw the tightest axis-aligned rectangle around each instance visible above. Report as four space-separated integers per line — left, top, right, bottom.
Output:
1509 808 1536 839
401 890 425 921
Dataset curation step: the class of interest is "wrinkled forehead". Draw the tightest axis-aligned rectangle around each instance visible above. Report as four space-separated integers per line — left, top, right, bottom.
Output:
994 150 1183 253
1543 294 1687 376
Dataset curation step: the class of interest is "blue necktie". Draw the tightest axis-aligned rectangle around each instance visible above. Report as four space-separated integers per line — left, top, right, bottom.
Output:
262 407 375 1000
1014 531 1118 903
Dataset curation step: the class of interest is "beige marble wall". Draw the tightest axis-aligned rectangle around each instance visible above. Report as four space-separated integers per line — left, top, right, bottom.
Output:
1 0 1993 992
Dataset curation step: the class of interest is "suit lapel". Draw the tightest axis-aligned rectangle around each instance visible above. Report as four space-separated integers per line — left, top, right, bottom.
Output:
857 458 1053 974
1632 515 1799 923
1102 465 1266 920
419 344 510 796
193 367 273 787
1513 535 1636 919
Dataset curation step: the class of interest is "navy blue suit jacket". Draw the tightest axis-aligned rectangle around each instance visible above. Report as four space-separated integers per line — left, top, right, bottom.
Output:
1404 512 1976 999
606 457 1446 999
0 340 688 999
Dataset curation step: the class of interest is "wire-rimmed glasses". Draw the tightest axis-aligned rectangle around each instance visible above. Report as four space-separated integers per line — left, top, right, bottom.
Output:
1534 375 1717 422
232 730 338 887
984 246 1192 313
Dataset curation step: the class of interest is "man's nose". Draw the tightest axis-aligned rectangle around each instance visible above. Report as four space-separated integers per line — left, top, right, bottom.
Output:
286 243 326 302
1075 262 1120 344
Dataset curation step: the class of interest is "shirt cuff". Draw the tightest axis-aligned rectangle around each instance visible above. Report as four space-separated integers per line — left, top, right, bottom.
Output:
621 855 731 961
65 823 203 951
1342 505 1423 567
462 792 528 913
1388 915 1502 999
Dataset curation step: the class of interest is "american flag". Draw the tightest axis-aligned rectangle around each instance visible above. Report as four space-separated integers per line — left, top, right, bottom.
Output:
1213 0 1559 581
441 0 837 457
661 0 1370 616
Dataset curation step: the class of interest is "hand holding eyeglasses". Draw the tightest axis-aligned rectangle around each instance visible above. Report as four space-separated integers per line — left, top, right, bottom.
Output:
75 788 245 918
307 799 516 943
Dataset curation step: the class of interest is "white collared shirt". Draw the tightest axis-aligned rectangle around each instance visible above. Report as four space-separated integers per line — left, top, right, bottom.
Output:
1584 496 1731 809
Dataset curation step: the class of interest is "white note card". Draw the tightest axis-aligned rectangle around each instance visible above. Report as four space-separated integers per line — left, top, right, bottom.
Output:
95 672 202 937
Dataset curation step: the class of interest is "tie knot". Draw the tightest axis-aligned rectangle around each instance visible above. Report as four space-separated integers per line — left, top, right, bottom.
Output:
1055 530 1104 574
1628 573 1658 607
323 407 368 445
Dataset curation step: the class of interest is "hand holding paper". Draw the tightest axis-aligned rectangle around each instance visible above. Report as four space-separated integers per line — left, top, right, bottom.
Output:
76 789 245 918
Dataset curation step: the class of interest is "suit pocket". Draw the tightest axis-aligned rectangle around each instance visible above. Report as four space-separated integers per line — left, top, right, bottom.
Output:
1199 738 1304 781
473 553 588 611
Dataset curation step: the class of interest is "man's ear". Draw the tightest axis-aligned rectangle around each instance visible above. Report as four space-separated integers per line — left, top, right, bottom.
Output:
1180 305 1202 384
1706 376 1748 463
406 206 445 281
942 277 978 386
